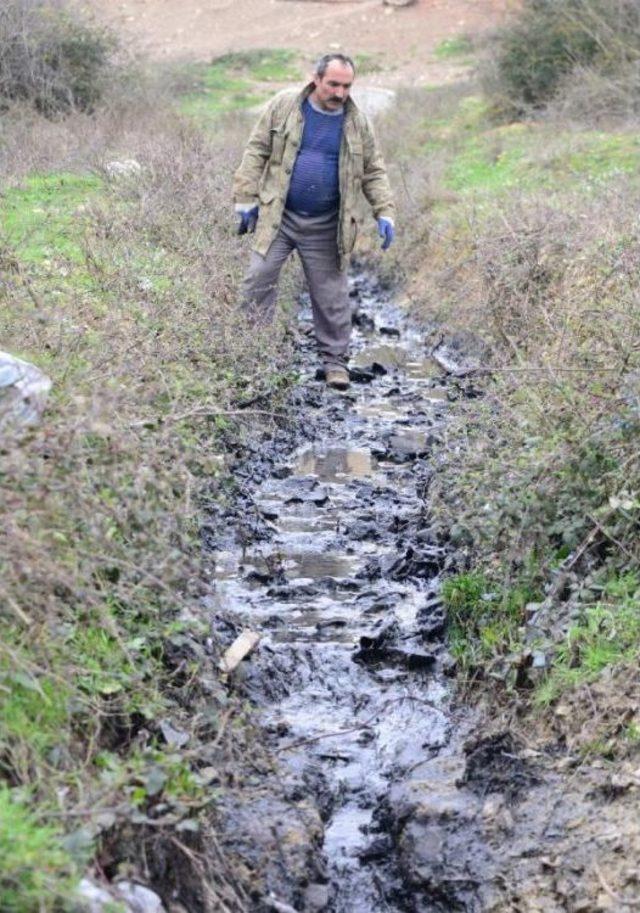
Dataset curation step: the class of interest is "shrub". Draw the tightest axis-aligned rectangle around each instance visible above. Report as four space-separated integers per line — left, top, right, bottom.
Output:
0 0 116 114
487 0 640 114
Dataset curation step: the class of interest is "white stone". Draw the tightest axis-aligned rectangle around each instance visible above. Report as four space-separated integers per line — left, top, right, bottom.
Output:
115 882 166 913
76 879 117 912
104 159 142 180
351 87 396 118
76 878 166 913
0 352 52 435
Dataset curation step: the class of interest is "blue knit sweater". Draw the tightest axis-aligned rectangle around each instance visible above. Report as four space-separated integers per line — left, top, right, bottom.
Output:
285 98 344 216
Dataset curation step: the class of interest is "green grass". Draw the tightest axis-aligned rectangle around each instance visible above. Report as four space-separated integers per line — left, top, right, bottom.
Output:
0 93 298 904
433 35 473 60
434 96 640 197
354 52 385 75
443 571 539 673
2 173 102 265
535 574 640 706
0 786 78 913
0 651 71 781
211 49 300 82
177 48 300 122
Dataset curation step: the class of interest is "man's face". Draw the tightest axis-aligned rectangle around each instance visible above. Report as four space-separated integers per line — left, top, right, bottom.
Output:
312 60 355 111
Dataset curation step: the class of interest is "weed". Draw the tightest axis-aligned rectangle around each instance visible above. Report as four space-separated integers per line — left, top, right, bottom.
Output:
434 36 473 60
0 786 78 912
353 52 385 75
176 49 300 122
382 76 640 738
0 46 297 907
534 575 640 707
2 172 102 264
211 48 299 82
443 572 538 673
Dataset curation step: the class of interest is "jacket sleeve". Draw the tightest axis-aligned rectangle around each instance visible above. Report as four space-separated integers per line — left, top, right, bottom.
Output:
361 116 396 223
232 100 275 207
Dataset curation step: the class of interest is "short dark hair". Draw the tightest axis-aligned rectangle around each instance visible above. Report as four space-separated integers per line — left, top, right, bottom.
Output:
314 53 356 79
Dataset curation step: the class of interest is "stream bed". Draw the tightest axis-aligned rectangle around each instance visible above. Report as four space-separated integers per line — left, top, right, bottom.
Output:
205 273 481 912
203 274 558 913
203 275 640 913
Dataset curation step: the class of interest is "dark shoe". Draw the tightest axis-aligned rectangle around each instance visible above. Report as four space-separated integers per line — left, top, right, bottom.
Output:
325 366 350 390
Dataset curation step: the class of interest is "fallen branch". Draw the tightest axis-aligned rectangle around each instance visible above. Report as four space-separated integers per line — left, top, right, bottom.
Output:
130 407 285 428
277 696 440 753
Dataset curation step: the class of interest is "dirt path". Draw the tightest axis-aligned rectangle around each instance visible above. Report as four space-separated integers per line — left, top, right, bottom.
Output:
87 0 507 84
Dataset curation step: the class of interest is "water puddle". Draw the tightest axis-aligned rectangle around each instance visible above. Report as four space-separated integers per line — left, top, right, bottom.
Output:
406 358 441 380
295 446 377 482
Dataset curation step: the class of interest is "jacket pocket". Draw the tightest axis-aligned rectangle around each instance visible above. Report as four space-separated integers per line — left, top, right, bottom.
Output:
270 128 286 164
258 189 277 206
348 137 364 177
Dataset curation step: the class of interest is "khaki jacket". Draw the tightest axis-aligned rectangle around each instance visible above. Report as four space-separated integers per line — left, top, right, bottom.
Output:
233 82 396 270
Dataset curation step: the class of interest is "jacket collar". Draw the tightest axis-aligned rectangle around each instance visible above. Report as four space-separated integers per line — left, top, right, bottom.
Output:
298 81 358 119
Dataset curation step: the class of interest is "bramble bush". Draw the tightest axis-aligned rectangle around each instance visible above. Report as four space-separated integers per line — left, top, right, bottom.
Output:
486 0 640 115
0 0 116 114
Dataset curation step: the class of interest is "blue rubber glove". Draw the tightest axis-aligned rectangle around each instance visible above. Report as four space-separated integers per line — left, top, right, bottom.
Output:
377 217 395 251
237 206 259 236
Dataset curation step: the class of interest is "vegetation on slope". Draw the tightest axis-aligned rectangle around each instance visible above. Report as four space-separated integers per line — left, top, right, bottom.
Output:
0 6 300 909
381 1 640 757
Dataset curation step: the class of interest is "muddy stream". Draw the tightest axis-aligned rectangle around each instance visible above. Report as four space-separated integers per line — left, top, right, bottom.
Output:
206 274 485 912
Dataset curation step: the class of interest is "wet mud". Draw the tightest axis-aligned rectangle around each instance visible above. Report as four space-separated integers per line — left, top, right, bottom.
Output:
204 275 640 913
204 273 471 912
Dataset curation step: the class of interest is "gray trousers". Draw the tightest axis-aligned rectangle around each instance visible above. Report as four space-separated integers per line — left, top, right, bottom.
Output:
241 208 350 368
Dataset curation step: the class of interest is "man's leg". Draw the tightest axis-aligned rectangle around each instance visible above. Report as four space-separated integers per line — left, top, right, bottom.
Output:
241 225 295 324
290 211 351 370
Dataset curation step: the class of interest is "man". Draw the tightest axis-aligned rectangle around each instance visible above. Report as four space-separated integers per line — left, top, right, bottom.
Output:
233 53 396 391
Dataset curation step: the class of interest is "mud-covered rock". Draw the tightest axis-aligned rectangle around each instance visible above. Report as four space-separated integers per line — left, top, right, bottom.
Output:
217 790 326 911
461 732 540 800
386 756 491 910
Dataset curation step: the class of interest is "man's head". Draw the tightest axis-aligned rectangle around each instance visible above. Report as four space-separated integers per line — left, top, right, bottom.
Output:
311 53 355 111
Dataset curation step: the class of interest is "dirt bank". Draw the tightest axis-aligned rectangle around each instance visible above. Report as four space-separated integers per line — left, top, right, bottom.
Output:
85 0 507 84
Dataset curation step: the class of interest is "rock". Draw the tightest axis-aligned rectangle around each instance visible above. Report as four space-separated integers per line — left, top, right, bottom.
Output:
0 351 52 435
353 631 436 671
104 159 142 180
357 835 393 862
115 883 166 913
462 732 539 801
266 898 300 913
348 366 375 384
417 596 446 640
158 719 190 748
351 310 375 331
76 879 166 913
303 882 330 911
76 879 114 912
350 87 396 117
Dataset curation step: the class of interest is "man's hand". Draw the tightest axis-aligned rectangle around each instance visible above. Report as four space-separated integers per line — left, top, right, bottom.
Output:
377 217 395 251
237 206 259 236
